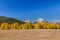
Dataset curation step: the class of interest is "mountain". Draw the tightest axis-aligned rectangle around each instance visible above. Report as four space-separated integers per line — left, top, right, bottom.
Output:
0 16 8 23
0 16 25 24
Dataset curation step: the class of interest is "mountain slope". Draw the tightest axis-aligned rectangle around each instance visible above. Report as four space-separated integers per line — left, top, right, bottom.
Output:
0 16 8 23
0 16 25 24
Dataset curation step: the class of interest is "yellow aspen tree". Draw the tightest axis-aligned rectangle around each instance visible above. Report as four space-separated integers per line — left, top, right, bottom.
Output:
23 21 33 29
0 23 11 30
19 24 24 30
49 23 57 29
45 23 51 29
34 23 43 29
39 22 48 29
11 22 19 30
58 24 60 29
56 24 60 29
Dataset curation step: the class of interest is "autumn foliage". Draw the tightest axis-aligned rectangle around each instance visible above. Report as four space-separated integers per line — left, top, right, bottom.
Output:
0 21 60 30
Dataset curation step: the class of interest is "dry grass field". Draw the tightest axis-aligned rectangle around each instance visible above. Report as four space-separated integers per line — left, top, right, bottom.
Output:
0 29 60 40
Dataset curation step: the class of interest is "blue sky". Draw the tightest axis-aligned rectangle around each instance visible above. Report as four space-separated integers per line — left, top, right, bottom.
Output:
0 0 60 22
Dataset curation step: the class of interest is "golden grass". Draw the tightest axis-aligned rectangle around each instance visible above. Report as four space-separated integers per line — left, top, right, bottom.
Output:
0 29 60 40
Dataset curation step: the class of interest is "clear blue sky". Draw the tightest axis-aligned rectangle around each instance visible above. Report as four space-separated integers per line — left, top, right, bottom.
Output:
0 0 60 22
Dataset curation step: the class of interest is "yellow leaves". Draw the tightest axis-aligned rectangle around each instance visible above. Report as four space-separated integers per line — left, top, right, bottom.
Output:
49 23 60 29
34 23 40 29
19 22 34 29
22 22 32 29
0 22 11 30
39 22 48 29
19 24 24 29
0 22 60 30
11 22 19 30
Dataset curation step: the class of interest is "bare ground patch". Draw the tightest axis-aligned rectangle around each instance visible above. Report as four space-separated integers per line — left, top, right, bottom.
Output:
0 29 60 40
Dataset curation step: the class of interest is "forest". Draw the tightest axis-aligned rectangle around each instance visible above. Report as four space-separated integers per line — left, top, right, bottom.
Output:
0 21 60 30
0 16 60 30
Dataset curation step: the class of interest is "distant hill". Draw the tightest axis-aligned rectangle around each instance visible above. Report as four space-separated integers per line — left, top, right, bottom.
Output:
0 16 8 23
0 16 25 24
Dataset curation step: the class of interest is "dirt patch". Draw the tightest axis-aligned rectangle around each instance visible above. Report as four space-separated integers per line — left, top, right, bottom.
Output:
0 29 60 40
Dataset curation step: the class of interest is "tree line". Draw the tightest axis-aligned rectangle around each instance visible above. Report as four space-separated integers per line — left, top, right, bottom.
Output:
0 21 60 30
